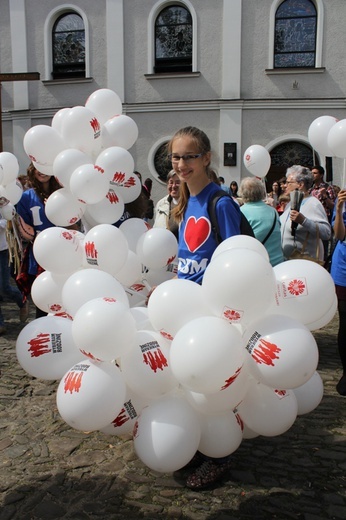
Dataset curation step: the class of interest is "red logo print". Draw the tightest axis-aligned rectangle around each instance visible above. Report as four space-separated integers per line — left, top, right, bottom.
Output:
131 283 146 292
223 309 242 322
27 333 52 358
106 190 119 204
160 330 174 341
94 165 104 174
28 154 37 162
221 366 242 390
141 342 168 373
64 372 84 394
62 231 73 240
287 278 306 296
184 216 211 253
274 389 287 398
85 241 98 259
133 420 139 438
124 176 136 188
50 304 62 312
112 408 129 428
90 117 100 133
234 411 244 431
79 349 102 362
166 254 176 266
112 172 125 184
245 154 250 162
252 338 281 366
103 297 116 303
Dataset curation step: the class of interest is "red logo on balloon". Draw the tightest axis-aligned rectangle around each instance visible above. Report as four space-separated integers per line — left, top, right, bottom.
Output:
234 411 244 431
221 366 242 390
124 176 136 188
112 172 125 184
79 349 102 362
160 330 174 341
141 341 168 372
112 408 129 428
166 254 176 266
94 165 105 174
27 333 52 358
85 241 98 259
64 371 84 394
90 117 100 133
245 154 251 162
287 278 306 296
252 338 281 366
62 231 73 241
107 190 119 204
223 308 242 322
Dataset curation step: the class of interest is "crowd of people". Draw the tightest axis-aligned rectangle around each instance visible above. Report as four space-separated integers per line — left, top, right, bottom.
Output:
0 128 345 492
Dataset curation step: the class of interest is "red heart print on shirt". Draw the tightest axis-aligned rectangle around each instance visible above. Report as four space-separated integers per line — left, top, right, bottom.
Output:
184 216 211 253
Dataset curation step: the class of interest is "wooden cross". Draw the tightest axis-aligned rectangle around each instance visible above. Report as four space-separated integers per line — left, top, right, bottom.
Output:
0 72 40 152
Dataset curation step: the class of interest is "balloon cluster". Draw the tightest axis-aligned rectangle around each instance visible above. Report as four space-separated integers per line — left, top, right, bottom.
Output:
16 230 335 473
22 88 143 229
14 91 335 473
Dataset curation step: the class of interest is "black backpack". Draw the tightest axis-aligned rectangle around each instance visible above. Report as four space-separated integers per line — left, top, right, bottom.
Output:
207 189 255 244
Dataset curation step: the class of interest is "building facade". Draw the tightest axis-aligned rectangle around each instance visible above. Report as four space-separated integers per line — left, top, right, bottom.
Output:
1 0 345 203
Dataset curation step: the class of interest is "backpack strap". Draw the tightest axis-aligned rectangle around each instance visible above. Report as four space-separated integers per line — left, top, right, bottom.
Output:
208 189 254 245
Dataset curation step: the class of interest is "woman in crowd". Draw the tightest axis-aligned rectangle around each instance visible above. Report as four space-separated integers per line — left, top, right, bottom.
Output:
153 170 181 239
240 177 284 266
280 165 331 262
330 188 346 396
16 163 62 318
267 180 282 209
169 126 241 488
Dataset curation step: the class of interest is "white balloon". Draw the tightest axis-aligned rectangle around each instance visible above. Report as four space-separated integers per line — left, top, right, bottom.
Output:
136 228 178 271
72 297 136 361
119 218 148 252
0 152 19 185
53 148 92 188
31 270 70 315
23 125 65 170
70 163 110 204
85 88 122 125
85 189 125 225
0 180 23 205
56 360 126 431
202 248 277 327
101 114 139 150
33 227 84 275
147 278 211 341
243 145 271 178
45 188 85 227
62 268 129 317
198 410 243 458
308 115 338 157
327 118 346 159
115 250 142 287
120 330 178 399
273 259 336 327
0 201 16 220
170 316 245 394
95 146 135 190
83 223 128 276
293 371 324 415
237 379 298 437
16 315 82 380
211 234 270 263
133 396 201 473
242 313 319 389
51 107 71 135
61 106 102 156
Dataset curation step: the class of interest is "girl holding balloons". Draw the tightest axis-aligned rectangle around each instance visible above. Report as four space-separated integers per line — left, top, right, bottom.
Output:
169 126 241 489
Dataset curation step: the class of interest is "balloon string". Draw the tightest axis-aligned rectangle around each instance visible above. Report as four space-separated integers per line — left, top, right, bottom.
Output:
141 278 152 291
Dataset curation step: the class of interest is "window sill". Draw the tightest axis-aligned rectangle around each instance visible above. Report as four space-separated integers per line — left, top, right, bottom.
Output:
42 77 94 86
145 71 201 80
265 67 325 75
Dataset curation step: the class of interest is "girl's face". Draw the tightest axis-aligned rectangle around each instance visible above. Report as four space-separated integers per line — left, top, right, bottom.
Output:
170 136 210 184
34 169 50 184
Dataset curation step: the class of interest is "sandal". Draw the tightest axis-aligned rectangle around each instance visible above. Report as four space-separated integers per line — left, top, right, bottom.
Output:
186 459 231 490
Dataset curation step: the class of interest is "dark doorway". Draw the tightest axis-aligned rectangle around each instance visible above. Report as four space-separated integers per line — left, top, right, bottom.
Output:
266 141 317 191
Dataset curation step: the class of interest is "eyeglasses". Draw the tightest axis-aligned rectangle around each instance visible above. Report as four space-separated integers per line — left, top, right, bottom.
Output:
168 153 203 164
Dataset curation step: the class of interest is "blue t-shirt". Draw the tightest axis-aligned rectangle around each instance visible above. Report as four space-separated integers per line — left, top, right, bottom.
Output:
331 202 346 287
16 188 56 275
178 182 241 284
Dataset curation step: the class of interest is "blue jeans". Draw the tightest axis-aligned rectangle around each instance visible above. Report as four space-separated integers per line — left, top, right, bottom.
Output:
0 249 24 326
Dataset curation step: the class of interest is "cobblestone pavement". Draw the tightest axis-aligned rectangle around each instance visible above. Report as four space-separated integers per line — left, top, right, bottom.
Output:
0 298 346 520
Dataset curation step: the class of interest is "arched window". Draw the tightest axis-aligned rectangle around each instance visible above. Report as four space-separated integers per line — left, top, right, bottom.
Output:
52 12 85 79
274 0 317 68
266 140 316 188
154 141 172 182
154 5 192 73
